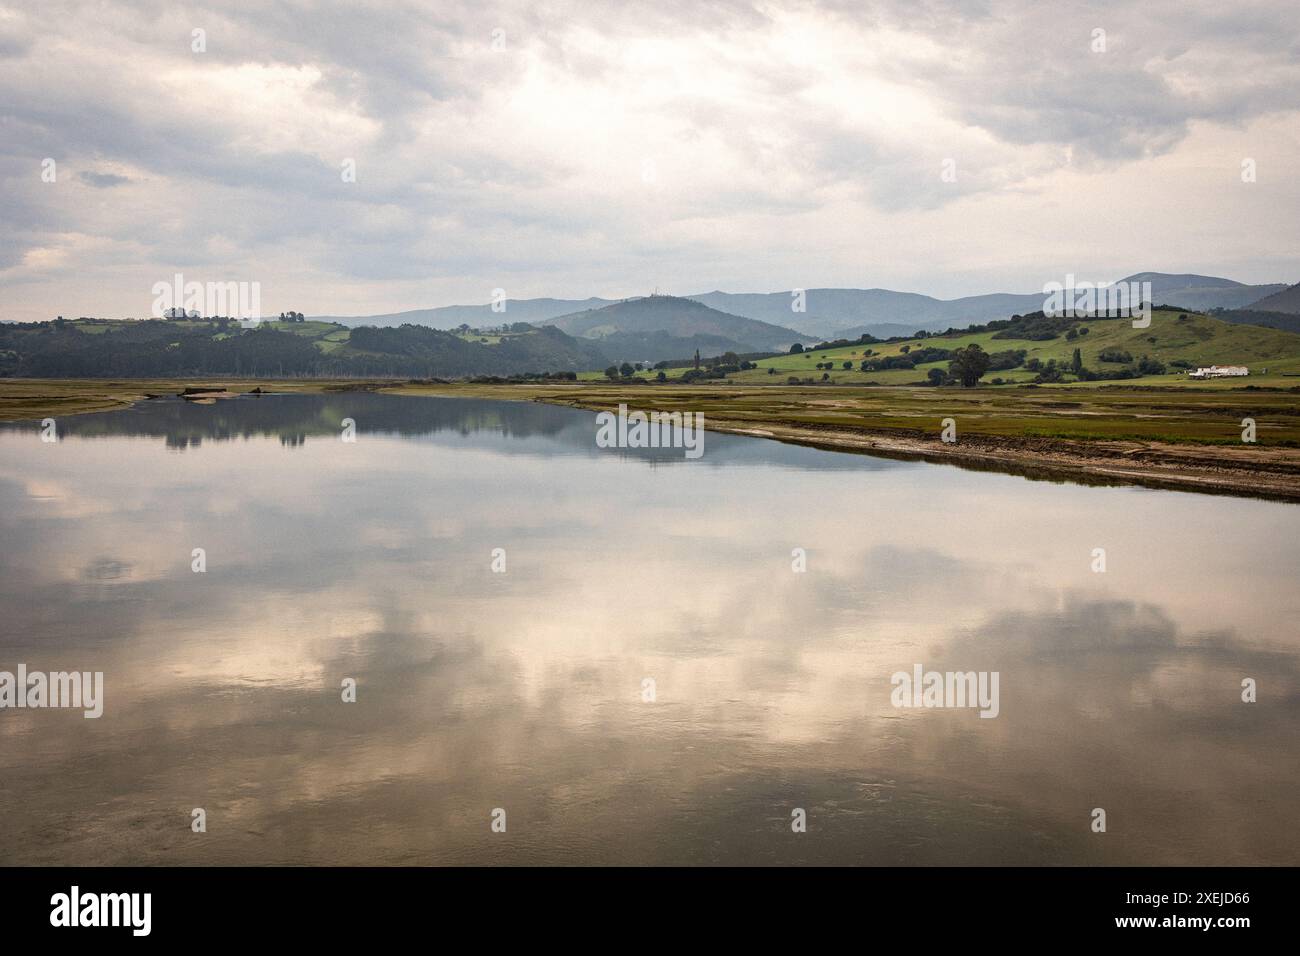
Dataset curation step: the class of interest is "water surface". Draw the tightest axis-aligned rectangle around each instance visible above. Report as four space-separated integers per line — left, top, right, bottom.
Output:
1 393 1297 865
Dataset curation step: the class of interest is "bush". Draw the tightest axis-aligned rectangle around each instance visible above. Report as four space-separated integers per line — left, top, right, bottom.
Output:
987 349 1027 371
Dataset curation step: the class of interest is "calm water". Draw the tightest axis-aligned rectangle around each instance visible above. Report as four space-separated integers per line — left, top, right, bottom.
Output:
1 393 1297 865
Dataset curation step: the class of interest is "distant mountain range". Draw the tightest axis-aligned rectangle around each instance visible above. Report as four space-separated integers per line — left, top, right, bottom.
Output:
1243 281 1300 315
540 295 804 361
312 272 1294 356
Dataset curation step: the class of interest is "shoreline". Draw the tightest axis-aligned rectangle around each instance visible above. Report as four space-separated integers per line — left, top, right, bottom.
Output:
3 378 1299 502
516 394 1300 502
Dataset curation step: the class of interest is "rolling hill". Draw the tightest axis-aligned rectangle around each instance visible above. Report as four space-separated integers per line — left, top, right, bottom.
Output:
312 273 1289 342
1245 282 1300 314
697 274 1291 339
314 297 615 330
540 295 805 359
0 317 610 378
626 308 1300 387
1212 308 1300 336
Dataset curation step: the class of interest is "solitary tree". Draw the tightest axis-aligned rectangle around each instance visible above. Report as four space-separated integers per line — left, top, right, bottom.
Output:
948 344 991 387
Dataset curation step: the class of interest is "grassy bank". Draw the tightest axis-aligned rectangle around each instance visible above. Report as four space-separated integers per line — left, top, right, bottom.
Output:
391 381 1300 500
4 377 1299 499
389 380 1300 446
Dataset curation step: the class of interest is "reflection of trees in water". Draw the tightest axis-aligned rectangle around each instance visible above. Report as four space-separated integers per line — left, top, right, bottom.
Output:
2 392 912 472
9 393 575 447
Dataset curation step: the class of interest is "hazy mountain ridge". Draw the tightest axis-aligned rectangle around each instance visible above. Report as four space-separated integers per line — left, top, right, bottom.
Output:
705 276 1291 340
587 330 765 365
1244 282 1300 315
540 295 806 358
314 297 617 330
310 273 1290 342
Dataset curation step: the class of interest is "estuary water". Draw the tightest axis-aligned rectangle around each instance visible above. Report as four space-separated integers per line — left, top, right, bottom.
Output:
1 393 1297 865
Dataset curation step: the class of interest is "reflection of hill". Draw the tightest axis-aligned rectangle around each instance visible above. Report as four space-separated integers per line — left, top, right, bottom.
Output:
0 392 908 473
18 393 576 447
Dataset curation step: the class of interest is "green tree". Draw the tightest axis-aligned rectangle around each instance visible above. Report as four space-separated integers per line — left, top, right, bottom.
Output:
619 362 634 378
1071 347 1083 374
604 365 618 379
948 344 991 387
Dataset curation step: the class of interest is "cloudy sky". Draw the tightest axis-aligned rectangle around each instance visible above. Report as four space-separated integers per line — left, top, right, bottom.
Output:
1 0 1298 321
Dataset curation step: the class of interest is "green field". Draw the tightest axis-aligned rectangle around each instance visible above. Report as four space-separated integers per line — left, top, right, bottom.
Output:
587 309 1300 388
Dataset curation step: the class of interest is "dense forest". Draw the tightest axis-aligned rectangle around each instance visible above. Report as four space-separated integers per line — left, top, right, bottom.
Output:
0 318 610 378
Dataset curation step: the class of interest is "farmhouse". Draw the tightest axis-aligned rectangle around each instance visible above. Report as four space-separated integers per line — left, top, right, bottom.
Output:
1188 365 1249 379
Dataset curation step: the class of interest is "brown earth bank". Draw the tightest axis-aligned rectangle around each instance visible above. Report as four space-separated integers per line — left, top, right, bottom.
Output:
2 378 1298 502
397 383 1300 503
681 418 1300 502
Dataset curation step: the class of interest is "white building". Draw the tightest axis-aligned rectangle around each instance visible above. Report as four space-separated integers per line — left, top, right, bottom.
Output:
1188 365 1249 379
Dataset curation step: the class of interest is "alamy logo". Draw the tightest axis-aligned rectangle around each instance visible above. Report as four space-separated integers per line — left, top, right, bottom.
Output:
50 886 151 936
151 272 261 320
595 403 704 459
1042 274 1152 328
890 664 999 718
0 665 103 718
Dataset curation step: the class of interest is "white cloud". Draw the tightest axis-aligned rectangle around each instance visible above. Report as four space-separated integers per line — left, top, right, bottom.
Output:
0 0 1297 320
